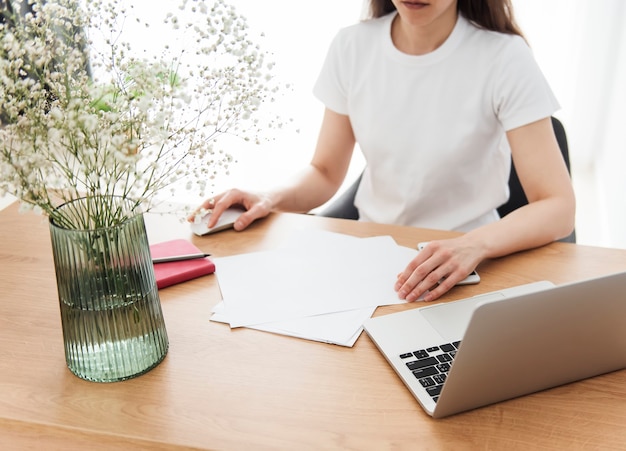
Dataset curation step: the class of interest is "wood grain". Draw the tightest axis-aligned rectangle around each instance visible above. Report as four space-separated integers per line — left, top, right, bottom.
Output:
2 202 626 450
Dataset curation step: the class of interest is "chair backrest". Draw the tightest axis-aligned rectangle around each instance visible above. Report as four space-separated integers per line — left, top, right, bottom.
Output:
320 117 575 242
318 173 362 220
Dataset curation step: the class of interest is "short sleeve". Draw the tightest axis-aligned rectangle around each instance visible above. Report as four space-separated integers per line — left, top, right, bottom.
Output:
312 29 351 115
492 37 560 131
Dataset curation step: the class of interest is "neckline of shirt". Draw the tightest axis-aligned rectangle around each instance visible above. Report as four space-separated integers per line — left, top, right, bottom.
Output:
382 12 469 66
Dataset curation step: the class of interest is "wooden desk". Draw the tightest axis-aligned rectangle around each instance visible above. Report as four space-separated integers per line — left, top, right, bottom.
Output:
2 202 626 450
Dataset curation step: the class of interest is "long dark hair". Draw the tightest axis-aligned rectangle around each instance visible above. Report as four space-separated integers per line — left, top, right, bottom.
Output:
367 0 524 38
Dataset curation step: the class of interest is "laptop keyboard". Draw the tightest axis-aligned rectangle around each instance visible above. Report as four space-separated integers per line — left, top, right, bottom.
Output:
399 341 461 403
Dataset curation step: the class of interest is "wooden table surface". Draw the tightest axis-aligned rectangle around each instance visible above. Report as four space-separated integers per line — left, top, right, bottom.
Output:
2 202 626 450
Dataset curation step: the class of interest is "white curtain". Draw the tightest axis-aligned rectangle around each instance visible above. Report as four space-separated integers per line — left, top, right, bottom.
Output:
514 1 626 248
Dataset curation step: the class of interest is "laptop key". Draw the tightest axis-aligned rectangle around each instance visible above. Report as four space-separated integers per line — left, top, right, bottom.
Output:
427 385 443 397
413 349 429 359
412 366 439 379
418 376 436 387
399 353 413 359
440 343 455 352
406 357 439 371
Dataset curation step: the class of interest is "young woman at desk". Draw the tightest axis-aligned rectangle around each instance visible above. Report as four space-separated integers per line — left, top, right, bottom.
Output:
191 0 575 302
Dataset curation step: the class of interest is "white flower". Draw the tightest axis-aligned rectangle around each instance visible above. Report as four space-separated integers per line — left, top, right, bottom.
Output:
0 0 286 229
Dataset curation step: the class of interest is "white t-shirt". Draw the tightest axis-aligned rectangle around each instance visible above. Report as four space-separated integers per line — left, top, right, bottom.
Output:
313 13 559 231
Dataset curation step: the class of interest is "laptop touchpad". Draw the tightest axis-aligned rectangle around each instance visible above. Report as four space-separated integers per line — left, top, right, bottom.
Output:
420 293 506 341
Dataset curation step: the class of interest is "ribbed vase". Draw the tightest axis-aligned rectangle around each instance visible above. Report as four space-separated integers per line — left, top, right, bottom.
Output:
49 197 168 382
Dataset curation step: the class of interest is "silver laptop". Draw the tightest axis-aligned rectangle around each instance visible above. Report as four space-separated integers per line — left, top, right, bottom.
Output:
363 271 626 418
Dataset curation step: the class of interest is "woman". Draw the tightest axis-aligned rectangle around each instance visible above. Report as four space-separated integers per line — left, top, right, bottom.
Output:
191 0 575 302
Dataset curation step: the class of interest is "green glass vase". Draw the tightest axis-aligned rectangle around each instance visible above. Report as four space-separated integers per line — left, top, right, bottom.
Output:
49 197 168 382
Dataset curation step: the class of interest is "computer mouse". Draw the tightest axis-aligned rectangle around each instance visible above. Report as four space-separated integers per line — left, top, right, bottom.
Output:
190 207 245 236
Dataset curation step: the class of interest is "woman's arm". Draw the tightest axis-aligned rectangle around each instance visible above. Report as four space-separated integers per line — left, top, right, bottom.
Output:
193 108 356 230
270 108 356 213
396 117 576 302
467 116 576 255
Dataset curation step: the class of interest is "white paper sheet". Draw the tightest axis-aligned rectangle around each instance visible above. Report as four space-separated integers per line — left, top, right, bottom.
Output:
210 229 419 346
212 301 375 347
214 230 416 327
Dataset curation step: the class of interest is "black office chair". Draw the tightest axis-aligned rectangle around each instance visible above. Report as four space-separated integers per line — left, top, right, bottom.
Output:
319 117 576 243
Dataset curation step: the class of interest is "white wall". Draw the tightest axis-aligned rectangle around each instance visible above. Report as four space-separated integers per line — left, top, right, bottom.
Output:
206 0 366 198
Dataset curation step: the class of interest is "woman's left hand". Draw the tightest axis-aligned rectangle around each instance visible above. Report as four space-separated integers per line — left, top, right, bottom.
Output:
395 237 482 302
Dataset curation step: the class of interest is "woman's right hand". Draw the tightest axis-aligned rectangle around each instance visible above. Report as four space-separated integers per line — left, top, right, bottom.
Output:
187 188 274 231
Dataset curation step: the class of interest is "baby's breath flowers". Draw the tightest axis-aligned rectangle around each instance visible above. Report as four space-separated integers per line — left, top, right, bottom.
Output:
0 0 285 229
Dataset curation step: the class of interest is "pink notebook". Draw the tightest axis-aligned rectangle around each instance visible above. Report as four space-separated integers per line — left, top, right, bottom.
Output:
150 239 215 289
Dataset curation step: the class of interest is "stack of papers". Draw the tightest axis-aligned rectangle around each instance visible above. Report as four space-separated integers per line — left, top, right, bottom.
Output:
211 229 419 346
